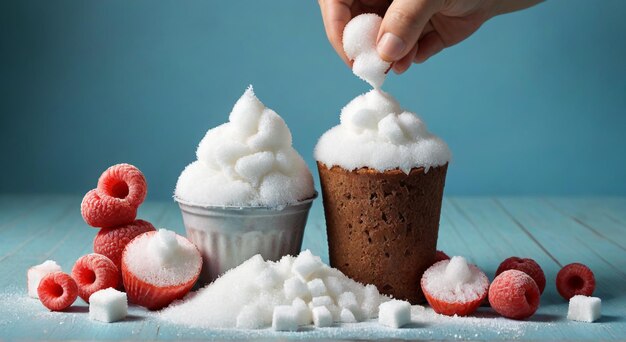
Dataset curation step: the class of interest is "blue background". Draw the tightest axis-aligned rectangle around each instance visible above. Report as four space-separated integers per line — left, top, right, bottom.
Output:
1 0 625 200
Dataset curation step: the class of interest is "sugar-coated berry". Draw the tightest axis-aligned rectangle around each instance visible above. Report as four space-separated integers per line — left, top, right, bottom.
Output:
72 253 119 302
37 272 78 311
81 189 137 228
556 263 596 300
495 256 546 294
97 163 147 208
489 270 540 320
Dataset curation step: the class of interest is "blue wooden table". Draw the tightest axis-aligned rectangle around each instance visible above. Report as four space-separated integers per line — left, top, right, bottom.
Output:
1 195 624 340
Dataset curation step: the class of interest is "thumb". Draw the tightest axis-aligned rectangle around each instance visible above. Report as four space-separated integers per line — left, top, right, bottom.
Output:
377 0 444 62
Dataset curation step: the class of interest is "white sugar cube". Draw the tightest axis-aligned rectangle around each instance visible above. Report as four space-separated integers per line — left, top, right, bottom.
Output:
307 278 327 297
310 295 334 308
292 298 312 325
379 299 411 328
292 250 324 281
338 291 363 321
567 295 601 323
324 276 344 297
327 304 341 322
312 306 333 327
254 267 280 290
284 277 310 301
361 284 381 319
27 260 62 298
88 288 127 323
272 305 299 331
236 304 267 329
340 308 358 323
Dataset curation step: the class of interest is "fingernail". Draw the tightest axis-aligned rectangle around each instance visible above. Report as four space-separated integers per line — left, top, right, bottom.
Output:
377 33 405 61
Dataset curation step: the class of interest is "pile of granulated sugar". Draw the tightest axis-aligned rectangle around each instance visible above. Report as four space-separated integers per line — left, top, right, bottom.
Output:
159 250 389 329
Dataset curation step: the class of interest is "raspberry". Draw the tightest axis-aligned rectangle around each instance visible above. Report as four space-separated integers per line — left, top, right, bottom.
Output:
37 272 78 311
94 219 156 269
556 263 596 300
495 256 546 294
81 189 137 228
71 253 119 302
421 256 489 316
434 250 450 263
489 270 540 320
97 163 147 208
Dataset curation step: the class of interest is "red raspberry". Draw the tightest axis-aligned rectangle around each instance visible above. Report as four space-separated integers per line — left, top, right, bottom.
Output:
94 219 155 287
495 256 546 294
81 189 137 228
556 263 595 300
71 253 119 302
489 270 540 320
97 163 147 208
434 250 450 263
37 272 78 311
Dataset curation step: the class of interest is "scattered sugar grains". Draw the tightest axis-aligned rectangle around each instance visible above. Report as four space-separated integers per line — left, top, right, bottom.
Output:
175 86 315 207
124 229 202 287
314 88 450 173
422 256 489 303
27 260 62 298
159 250 390 329
343 14 391 88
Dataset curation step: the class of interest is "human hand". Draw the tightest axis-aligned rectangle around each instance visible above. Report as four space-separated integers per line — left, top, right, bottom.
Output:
319 0 541 74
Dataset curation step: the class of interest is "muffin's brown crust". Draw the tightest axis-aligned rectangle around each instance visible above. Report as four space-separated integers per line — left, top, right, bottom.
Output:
317 162 448 303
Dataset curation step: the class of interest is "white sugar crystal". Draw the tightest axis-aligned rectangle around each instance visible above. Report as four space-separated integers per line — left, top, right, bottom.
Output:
272 305 299 331
27 260 62 298
254 266 281 290
445 256 473 284
379 299 411 328
284 277 310 301
342 13 390 88
175 85 315 207
88 288 127 323
568 295 601 323
324 276 344 297
126 229 202 287
310 296 334 308
338 292 358 309
292 298 312 325
160 251 389 329
361 284 381 319
312 306 333 327
307 278 327 297
236 304 267 329
340 308 358 323
314 88 451 174
292 250 324 281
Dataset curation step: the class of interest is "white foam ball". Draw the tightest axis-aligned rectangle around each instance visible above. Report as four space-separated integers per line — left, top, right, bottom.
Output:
229 86 264 135
343 13 382 59
234 151 275 187
247 109 292 151
378 114 408 144
352 51 391 89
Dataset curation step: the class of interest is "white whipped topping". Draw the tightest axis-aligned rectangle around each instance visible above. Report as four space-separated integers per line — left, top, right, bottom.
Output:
314 89 451 173
175 86 315 207
343 13 391 88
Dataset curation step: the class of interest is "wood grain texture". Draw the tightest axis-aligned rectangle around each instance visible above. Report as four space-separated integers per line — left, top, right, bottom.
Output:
0 195 624 340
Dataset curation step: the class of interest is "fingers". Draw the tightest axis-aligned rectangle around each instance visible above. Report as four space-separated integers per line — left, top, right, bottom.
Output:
376 0 444 62
319 0 354 66
414 30 445 64
392 43 418 74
